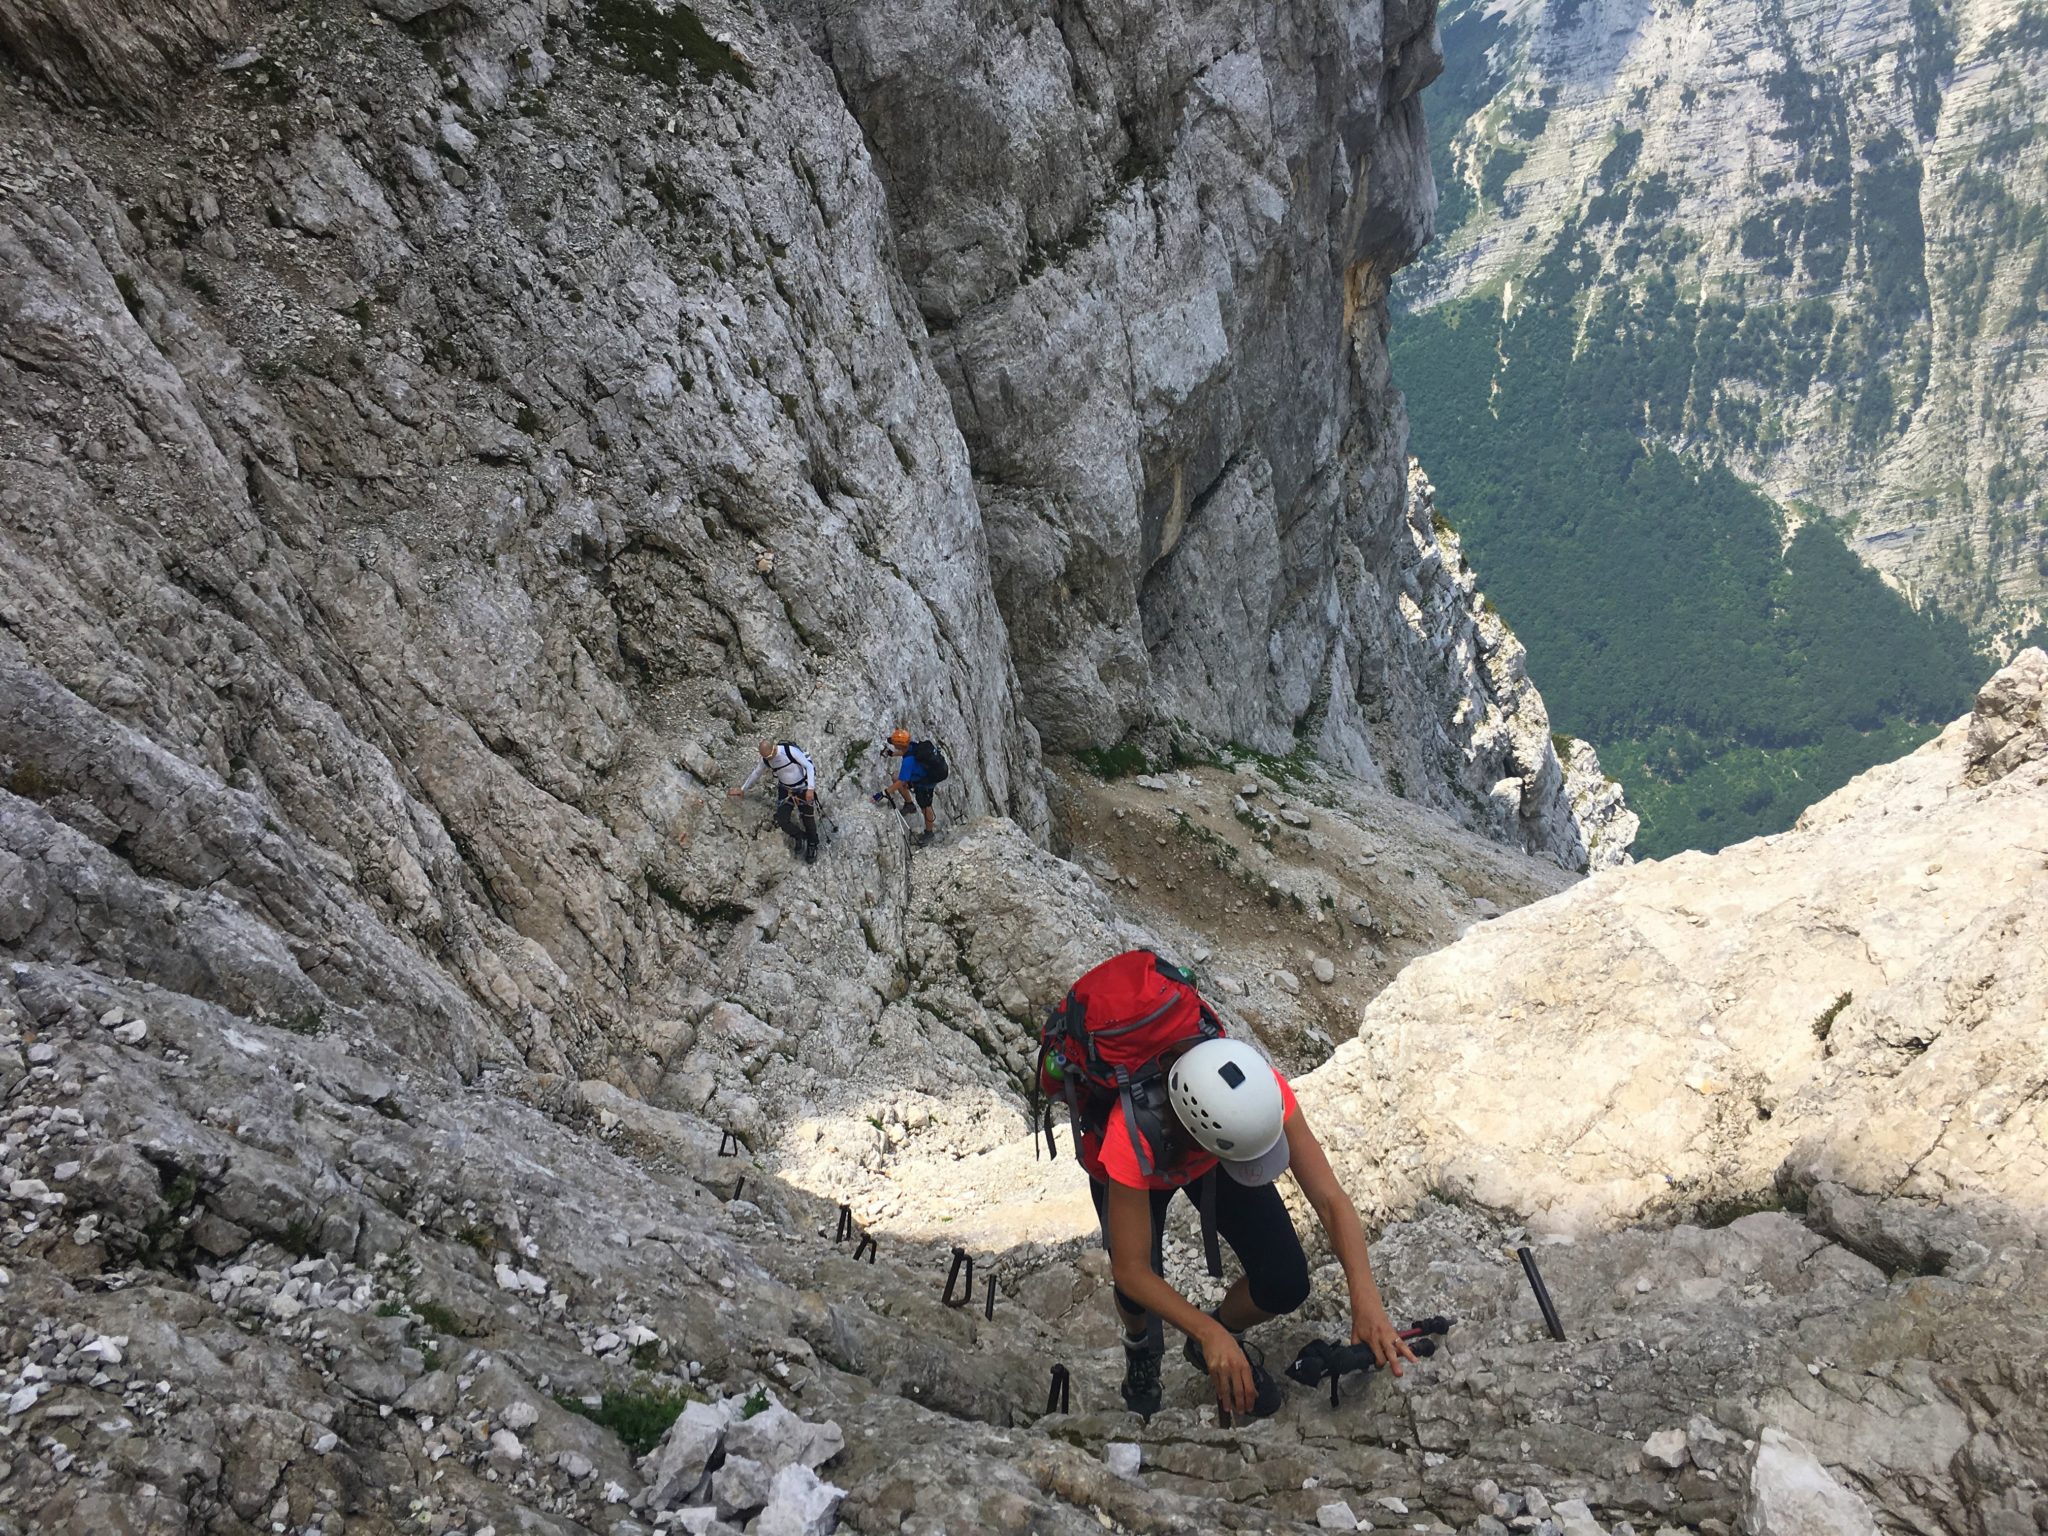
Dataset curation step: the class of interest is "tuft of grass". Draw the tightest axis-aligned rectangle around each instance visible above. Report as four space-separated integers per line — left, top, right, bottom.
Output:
280 1213 324 1259
414 1299 474 1338
739 1386 770 1420
1812 992 1852 1041
6 763 55 800
279 1005 324 1036
456 1222 495 1256
555 1386 701 1455
588 0 753 89
114 273 144 321
1076 741 1149 779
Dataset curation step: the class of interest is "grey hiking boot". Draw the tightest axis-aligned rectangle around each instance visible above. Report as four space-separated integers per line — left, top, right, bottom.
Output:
917 828 935 847
1121 1319 1164 1418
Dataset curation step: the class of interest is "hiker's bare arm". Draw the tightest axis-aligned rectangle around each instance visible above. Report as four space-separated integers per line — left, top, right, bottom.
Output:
1103 1183 1256 1414
1286 1113 1419 1376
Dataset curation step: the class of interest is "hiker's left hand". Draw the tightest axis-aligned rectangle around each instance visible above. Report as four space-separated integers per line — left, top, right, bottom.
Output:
1352 1300 1419 1377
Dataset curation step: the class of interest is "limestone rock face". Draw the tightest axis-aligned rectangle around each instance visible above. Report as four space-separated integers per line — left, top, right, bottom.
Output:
799 0 1606 858
1561 738 1638 872
1304 653 2048 1241
1966 645 2048 784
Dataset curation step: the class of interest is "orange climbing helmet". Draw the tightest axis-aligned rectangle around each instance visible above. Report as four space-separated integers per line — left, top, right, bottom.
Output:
888 729 912 750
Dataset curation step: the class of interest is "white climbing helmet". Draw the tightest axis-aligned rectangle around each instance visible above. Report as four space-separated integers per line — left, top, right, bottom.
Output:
1168 1038 1291 1186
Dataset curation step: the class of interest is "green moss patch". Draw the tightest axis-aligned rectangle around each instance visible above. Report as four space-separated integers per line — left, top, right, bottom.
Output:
589 0 753 89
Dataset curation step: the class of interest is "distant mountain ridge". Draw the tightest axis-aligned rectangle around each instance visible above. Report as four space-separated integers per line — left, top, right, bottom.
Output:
1406 0 2048 645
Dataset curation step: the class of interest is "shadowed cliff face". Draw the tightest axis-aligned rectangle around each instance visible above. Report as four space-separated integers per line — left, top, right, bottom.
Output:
804 2 1477 789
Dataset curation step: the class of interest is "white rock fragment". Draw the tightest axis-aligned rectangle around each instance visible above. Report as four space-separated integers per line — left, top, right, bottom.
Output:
1642 1428 1690 1470
1318 1501 1361 1530
712 1454 775 1518
487 1427 524 1462
1276 970 1301 995
724 1399 843 1473
112 1020 148 1046
500 1399 539 1431
752 1462 845 1536
645 1399 729 1508
1103 1442 1141 1478
1312 957 1336 985
1743 1428 1878 1536
494 1262 547 1296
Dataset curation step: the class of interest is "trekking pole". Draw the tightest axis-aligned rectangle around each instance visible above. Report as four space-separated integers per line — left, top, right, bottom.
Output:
1517 1246 1567 1341
834 1204 853 1243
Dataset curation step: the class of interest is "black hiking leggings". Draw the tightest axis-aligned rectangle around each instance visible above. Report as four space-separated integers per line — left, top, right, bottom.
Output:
773 789 819 848
1089 1172 1311 1321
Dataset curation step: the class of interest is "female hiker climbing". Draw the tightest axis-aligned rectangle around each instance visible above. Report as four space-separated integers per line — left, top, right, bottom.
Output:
1037 949 1417 1419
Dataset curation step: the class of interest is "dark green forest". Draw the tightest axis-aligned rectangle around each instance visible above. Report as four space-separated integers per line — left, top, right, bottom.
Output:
1393 235 1985 857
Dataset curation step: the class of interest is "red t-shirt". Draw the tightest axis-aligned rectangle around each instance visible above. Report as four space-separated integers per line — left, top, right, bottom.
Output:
1081 1073 1298 1190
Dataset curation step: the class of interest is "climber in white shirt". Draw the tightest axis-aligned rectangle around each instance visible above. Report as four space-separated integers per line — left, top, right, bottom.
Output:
728 741 821 864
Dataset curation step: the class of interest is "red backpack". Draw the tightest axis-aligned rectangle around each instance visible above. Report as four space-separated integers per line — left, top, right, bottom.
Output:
1035 950 1227 1272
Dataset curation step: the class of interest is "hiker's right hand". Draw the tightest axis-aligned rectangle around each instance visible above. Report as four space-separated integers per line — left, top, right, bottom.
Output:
726 788 743 799
1201 1323 1255 1418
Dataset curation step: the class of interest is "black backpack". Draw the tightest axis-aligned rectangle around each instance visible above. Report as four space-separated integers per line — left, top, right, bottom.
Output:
910 739 949 784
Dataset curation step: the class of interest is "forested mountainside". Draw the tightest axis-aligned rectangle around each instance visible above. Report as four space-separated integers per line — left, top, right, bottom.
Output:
1393 0 2046 855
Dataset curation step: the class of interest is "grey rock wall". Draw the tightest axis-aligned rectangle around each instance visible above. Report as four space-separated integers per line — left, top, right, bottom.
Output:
1 0 1066 1089
802 0 1591 864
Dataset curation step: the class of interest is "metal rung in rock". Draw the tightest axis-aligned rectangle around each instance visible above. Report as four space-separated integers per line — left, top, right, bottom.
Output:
1046 1364 1071 1415
941 1247 974 1307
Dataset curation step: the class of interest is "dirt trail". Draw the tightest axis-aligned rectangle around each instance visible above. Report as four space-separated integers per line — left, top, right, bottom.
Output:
1050 759 1578 1073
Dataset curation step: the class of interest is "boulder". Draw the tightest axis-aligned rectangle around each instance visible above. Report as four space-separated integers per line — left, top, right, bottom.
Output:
752 1462 845 1536
1742 1429 1878 1536
645 1401 730 1509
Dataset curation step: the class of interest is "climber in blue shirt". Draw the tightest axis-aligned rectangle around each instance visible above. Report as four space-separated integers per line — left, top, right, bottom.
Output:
880 728 948 846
